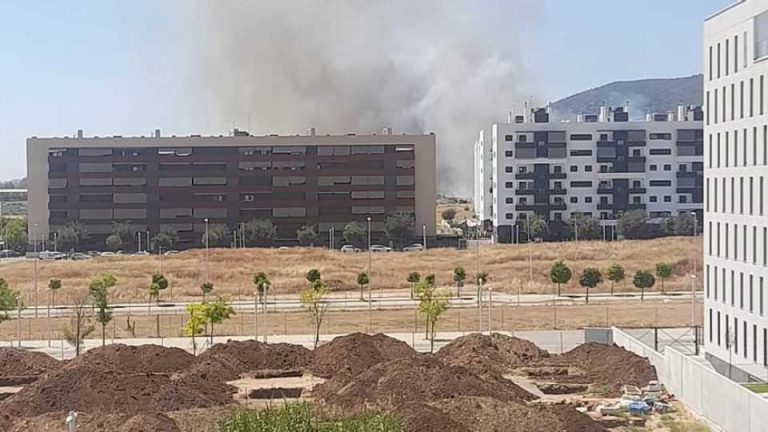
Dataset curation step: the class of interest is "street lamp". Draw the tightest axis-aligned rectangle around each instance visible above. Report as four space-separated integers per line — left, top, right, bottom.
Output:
527 216 533 283
33 223 38 318
422 224 427 249
487 286 493 335
204 218 210 283
367 216 372 332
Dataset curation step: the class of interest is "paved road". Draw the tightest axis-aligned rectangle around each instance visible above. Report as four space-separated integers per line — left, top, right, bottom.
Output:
16 289 703 318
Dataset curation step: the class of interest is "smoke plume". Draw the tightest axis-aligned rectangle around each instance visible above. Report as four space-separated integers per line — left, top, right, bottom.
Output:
187 0 537 196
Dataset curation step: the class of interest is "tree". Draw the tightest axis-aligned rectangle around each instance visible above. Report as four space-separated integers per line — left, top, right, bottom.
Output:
182 303 207 355
252 272 270 308
655 262 672 294
56 221 87 252
578 268 602 304
342 221 366 248
0 278 18 326
201 223 230 248
63 291 94 356
414 279 450 353
149 273 169 306
549 261 572 297
356 272 369 301
606 264 625 296
243 219 277 247
151 231 178 251
89 273 116 346
2 218 27 253
48 278 61 308
617 210 648 239
384 212 414 249
203 296 235 343
306 269 321 284
111 221 134 244
200 281 214 300
105 234 123 252
441 208 457 224
300 279 330 349
569 214 601 240
633 270 656 302
525 214 549 240
673 212 697 236
660 217 676 236
406 272 420 300
453 266 466 298
296 225 319 246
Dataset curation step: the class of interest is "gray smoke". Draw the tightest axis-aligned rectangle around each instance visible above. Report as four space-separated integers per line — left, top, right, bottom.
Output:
187 0 537 196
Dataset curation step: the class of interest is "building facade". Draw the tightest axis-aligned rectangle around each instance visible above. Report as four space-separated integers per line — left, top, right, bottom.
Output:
473 129 493 222
27 129 436 249
474 106 704 243
704 0 768 379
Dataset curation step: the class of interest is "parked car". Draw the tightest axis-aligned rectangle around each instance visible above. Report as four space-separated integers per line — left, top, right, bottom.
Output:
402 243 424 252
0 249 20 258
163 250 181 256
100 251 116 257
370 245 393 252
70 253 92 261
86 250 102 257
340 245 361 253
39 251 66 260
134 251 150 256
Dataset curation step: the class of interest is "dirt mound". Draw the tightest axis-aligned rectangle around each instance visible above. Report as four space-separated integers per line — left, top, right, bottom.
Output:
435 397 605 432
190 340 312 382
0 365 234 421
311 332 416 379
66 344 194 374
319 355 535 410
396 402 470 432
118 413 179 432
535 342 657 395
0 348 59 377
437 333 549 376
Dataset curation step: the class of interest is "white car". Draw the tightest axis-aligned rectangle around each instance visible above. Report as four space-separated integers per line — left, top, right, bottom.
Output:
39 251 66 260
370 245 393 252
340 245 361 253
402 243 424 252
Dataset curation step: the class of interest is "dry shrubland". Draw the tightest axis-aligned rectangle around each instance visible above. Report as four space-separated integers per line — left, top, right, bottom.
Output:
0 237 700 305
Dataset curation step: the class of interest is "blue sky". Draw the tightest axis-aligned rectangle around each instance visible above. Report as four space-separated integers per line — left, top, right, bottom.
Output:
0 0 733 179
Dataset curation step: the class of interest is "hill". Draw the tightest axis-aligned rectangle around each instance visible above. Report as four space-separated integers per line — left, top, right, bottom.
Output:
551 75 703 119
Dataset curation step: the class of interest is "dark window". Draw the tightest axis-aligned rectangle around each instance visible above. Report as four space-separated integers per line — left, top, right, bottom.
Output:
554 212 563 221
680 195 688 203
505 135 514 142
570 166 578 172
584 165 593 172
649 164 657 171
650 196 657 203
649 133 672 140
505 197 514 204
505 213 514 220
505 150 513 157
663 164 672 171
569 197 578 204
584 197 593 203
569 150 593 157
679 164 687 172
505 167 514 173
664 196 672 203
570 181 593 188
649 149 672 155
649 180 672 187
505 182 514 188
570 134 593 141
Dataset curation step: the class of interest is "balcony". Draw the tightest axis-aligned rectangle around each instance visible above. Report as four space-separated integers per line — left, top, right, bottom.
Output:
628 187 647 194
515 203 567 212
515 172 534 180
549 188 567 195
514 189 536 196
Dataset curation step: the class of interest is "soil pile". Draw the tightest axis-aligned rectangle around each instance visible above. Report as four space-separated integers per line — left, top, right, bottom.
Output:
0 348 59 377
6 412 180 432
535 342 657 394
437 333 549 376
65 344 195 374
189 340 312 382
435 397 605 432
310 333 416 379
118 413 180 432
319 355 535 410
396 402 470 432
0 365 234 421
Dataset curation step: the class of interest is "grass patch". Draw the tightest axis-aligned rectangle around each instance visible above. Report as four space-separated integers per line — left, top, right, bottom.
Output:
744 383 768 393
586 383 614 397
219 403 402 432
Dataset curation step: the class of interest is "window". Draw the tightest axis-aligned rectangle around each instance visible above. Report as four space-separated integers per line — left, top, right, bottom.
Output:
505 182 514 188
650 196 657 203
756 10 768 59
505 167 514 173
584 197 593 203
679 196 688 204
663 164 671 171
649 180 672 187
649 164 657 171
570 166 578 172
584 165 593 172
504 150 513 157
505 197 514 204
649 133 672 140
649 149 672 155
570 134 592 141
664 196 672 203
569 197 578 204
506 213 514 220
570 150 592 157
569 181 593 188
505 135 514 142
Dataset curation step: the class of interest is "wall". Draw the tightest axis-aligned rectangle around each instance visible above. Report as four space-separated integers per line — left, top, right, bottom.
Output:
613 327 768 432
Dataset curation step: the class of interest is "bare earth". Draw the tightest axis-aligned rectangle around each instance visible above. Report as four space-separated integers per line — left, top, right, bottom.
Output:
1 237 701 307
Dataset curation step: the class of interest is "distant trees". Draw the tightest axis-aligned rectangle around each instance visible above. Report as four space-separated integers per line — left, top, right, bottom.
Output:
655 263 672 294
578 268 602 304
525 214 549 240
296 225 319 247
151 231 178 251
633 270 656 302
673 212 696 236
202 223 230 248
384 212 414 249
105 234 123 252
200 281 214 300
407 272 420 300
549 261 572 297
2 218 27 253
453 266 466 298
244 219 277 247
342 222 366 248
617 210 648 239
56 221 87 252
356 272 369 301
441 208 457 224
0 278 18 326
606 264 625 296
110 221 135 246
569 214 601 240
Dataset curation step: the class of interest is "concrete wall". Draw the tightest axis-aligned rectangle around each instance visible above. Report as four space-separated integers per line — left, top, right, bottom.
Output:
613 327 768 432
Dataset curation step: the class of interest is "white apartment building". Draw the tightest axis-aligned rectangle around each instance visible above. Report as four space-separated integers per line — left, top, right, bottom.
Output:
473 129 493 221
474 106 703 243
704 0 768 380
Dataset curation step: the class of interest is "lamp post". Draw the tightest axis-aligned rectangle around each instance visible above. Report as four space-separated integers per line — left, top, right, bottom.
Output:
422 224 427 249
367 216 372 332
137 231 141 253
204 218 210 283
33 223 38 318
146 230 150 252
527 216 533 283
487 287 492 335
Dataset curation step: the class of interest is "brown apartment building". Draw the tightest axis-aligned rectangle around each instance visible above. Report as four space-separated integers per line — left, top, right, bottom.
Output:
26 129 436 250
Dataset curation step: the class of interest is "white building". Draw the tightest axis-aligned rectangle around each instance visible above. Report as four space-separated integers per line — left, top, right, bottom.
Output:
704 0 768 380
474 106 703 243
473 129 493 222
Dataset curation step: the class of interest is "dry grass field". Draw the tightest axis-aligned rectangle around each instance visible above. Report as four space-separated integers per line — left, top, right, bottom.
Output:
0 237 701 306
